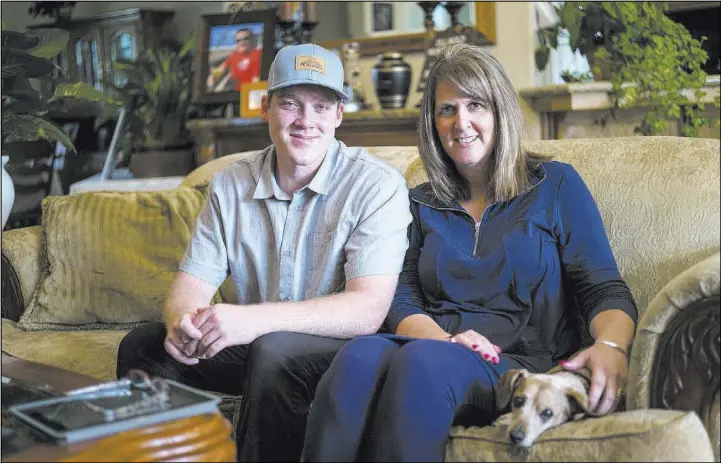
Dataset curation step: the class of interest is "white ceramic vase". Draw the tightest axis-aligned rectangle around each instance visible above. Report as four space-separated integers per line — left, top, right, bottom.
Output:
2 155 15 230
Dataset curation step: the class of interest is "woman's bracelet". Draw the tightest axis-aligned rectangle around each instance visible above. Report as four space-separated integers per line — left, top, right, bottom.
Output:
595 339 628 357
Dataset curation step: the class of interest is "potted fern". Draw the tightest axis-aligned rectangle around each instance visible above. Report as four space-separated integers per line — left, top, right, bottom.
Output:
535 2 719 137
107 36 196 178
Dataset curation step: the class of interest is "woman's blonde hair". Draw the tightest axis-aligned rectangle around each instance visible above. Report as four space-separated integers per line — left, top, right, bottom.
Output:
418 43 546 204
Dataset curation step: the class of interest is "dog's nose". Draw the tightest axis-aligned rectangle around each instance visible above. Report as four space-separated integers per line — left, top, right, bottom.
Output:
509 425 525 445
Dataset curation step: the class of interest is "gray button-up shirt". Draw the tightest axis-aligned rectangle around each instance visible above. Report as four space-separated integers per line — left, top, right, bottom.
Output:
179 139 412 304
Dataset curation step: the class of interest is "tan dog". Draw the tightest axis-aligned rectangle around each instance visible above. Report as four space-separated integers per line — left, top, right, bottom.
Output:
494 366 619 449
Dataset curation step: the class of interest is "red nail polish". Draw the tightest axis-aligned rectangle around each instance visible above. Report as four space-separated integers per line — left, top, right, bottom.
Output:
472 344 479 350
493 358 499 364
560 360 568 366
483 353 489 359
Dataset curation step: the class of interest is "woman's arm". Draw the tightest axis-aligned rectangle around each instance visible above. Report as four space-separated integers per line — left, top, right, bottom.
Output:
396 313 450 340
555 164 638 333
590 309 635 352
384 200 431 334
555 164 638 414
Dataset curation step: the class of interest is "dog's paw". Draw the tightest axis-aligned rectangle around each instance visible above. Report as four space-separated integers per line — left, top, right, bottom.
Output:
492 412 512 428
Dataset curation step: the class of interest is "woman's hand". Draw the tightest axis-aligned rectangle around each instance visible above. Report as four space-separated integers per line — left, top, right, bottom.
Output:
560 342 628 414
448 329 502 364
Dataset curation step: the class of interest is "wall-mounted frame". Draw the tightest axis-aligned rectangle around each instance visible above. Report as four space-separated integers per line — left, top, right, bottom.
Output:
319 2 496 58
240 80 268 119
193 10 277 104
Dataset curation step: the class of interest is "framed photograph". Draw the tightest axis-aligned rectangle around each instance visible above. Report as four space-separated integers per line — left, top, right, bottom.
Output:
240 80 268 118
193 10 277 104
372 3 394 32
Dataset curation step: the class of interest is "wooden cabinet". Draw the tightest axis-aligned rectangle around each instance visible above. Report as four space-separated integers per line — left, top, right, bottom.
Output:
30 9 175 97
187 111 421 166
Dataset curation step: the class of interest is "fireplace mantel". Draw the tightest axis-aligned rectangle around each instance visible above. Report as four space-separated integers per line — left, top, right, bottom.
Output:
519 76 720 139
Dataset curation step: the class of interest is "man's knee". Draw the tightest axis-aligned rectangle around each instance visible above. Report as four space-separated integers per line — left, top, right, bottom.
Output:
245 332 311 376
244 331 346 385
116 322 166 378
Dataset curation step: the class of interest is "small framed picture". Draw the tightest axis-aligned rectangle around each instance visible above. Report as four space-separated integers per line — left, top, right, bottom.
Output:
372 3 394 32
240 80 268 118
193 10 277 105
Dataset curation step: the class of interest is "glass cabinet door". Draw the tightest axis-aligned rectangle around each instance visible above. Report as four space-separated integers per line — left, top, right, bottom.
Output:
109 30 137 87
74 34 103 91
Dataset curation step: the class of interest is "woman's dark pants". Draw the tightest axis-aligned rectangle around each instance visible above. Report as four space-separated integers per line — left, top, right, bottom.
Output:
302 334 530 462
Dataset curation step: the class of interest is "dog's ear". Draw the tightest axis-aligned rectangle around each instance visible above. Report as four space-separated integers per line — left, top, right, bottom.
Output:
495 369 528 412
565 387 600 420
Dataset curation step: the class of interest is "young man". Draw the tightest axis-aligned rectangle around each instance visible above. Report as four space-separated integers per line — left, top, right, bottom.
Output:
116 43 412 461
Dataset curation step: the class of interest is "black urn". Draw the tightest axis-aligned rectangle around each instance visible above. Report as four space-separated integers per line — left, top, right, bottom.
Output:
371 52 412 109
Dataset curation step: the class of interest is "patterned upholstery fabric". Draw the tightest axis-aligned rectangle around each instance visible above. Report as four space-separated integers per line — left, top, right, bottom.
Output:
1 226 43 306
446 409 714 462
627 251 720 461
525 137 720 315
2 318 128 380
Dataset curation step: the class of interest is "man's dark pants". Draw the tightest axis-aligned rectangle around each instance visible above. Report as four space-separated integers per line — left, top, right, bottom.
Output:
116 322 347 462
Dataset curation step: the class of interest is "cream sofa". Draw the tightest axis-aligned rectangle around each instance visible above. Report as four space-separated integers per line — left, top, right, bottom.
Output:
2 137 719 461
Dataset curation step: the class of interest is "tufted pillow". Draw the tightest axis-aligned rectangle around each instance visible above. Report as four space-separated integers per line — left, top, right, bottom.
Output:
18 187 208 331
446 409 714 462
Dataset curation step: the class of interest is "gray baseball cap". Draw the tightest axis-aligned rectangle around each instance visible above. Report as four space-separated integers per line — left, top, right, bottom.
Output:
267 43 349 102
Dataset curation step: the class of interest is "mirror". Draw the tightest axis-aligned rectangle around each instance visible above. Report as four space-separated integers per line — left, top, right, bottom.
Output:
315 2 496 57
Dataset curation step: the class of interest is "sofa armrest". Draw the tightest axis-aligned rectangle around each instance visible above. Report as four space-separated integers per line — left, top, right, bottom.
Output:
1 226 44 321
627 251 720 460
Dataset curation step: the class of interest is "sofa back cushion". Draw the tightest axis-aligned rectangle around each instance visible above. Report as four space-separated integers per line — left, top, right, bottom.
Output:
526 136 720 314
18 187 207 331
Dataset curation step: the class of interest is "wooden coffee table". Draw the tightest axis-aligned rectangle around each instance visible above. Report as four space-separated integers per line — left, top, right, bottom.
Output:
1 353 236 462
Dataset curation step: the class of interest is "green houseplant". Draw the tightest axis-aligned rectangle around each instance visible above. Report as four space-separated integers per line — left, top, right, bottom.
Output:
1 22 117 228
534 2 623 79
106 35 196 178
535 2 719 137
1 25 116 153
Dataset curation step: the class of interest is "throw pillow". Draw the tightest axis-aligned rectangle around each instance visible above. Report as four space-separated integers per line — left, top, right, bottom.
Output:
18 187 207 331
445 409 714 462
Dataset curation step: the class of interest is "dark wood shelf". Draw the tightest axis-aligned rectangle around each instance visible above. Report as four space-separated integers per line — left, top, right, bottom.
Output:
187 111 420 163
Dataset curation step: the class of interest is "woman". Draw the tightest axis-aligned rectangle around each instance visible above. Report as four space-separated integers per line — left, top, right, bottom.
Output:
301 44 637 462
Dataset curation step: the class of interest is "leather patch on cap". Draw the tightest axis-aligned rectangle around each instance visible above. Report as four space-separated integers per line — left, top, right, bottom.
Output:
295 56 326 73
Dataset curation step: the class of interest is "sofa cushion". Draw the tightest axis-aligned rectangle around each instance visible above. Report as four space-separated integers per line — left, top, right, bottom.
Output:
526 136 720 314
446 409 715 462
18 187 207 331
1 319 128 381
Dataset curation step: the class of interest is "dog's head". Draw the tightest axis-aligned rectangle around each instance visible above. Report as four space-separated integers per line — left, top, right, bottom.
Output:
495 368 597 448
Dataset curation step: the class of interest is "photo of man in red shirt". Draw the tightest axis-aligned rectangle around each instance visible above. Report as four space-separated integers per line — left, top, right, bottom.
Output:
207 27 262 92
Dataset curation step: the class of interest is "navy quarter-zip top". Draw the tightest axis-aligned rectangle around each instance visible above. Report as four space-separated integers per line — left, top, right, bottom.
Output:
385 161 637 373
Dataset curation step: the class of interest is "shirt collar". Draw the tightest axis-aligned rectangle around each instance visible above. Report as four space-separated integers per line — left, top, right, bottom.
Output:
411 161 548 208
253 146 291 200
306 139 340 196
253 139 340 200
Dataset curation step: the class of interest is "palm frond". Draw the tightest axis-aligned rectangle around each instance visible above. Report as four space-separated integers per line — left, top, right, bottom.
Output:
48 82 118 105
2 113 76 151
1 50 54 78
26 28 69 59
2 30 40 52
179 35 196 59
